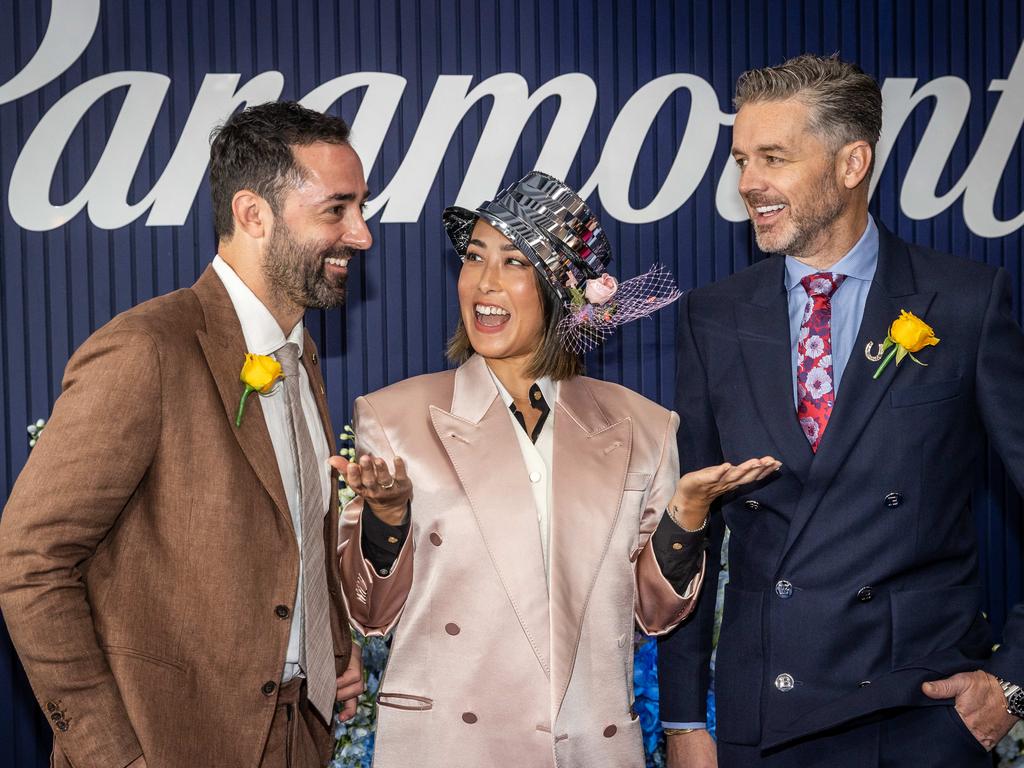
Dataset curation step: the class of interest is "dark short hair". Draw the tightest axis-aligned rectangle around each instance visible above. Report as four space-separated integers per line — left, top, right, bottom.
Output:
209 101 351 241
446 269 584 381
735 54 882 162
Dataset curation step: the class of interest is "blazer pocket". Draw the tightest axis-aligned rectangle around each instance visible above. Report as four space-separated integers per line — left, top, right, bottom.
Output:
102 645 186 672
624 472 652 492
890 376 962 408
890 585 981 669
377 692 433 711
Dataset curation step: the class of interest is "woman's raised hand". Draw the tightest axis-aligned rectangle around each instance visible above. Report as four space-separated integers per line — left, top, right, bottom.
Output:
669 457 781 530
329 454 412 526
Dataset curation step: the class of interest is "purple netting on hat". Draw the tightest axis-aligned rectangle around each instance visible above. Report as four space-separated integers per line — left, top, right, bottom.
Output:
557 264 682 354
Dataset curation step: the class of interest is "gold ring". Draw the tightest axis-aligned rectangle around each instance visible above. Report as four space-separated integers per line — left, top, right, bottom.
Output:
379 478 396 490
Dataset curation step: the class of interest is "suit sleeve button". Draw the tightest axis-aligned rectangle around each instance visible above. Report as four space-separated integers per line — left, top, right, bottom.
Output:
883 492 903 508
744 500 761 511
262 681 277 696
857 586 874 602
274 605 290 619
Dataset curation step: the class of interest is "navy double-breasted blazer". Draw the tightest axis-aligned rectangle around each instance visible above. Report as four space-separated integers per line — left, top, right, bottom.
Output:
658 224 1024 749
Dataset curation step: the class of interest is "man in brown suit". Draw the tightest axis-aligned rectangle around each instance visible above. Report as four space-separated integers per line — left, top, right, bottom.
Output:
0 101 370 768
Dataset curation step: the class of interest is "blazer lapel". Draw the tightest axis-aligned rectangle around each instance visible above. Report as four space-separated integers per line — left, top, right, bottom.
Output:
429 355 552 677
777 226 936 563
548 377 632 717
192 267 291 527
736 257 814 483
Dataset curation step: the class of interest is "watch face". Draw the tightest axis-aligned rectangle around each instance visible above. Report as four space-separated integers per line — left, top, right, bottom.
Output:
1009 690 1024 718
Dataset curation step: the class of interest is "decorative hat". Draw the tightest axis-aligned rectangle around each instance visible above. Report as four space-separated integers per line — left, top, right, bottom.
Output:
443 171 681 353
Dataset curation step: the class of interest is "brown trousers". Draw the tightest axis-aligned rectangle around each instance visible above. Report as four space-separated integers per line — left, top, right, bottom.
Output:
258 679 332 768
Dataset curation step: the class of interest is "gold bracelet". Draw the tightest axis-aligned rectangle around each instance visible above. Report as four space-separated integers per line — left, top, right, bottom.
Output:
663 727 698 736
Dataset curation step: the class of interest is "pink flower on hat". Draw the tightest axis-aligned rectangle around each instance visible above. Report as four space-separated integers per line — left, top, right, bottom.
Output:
584 273 618 305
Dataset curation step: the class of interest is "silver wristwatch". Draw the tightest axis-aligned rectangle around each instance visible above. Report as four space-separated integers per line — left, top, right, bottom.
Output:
998 678 1024 719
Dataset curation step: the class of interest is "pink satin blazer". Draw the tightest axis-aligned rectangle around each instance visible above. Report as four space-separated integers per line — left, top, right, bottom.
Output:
339 354 705 768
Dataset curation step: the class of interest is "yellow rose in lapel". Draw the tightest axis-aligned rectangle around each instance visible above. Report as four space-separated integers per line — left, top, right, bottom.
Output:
241 354 283 393
889 311 939 353
872 310 940 380
236 354 284 427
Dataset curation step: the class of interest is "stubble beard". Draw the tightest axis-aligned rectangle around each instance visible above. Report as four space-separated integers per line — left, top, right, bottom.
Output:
751 165 847 260
262 219 351 312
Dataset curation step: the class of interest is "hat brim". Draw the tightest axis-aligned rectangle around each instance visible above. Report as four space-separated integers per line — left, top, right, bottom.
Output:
442 203 567 300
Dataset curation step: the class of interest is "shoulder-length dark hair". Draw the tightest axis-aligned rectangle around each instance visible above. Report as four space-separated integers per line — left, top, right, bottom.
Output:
446 268 584 381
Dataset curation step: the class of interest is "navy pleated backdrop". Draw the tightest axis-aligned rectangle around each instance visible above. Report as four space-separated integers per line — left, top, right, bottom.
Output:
1 1 1022 765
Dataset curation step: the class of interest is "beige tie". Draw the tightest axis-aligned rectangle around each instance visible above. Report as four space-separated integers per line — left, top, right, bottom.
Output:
275 342 335 724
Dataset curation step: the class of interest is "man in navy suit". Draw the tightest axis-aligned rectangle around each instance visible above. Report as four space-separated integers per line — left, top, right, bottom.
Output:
659 54 1024 767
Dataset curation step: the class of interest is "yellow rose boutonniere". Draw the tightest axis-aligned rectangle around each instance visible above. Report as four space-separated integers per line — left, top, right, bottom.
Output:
872 310 940 380
236 354 284 427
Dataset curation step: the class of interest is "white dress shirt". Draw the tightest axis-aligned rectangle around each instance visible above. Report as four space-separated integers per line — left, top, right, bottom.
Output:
212 256 332 682
485 365 557 577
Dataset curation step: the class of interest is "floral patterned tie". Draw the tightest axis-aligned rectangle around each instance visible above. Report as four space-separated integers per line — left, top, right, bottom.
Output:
796 272 846 451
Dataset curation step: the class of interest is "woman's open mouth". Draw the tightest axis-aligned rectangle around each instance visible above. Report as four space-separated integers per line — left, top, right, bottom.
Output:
474 303 510 331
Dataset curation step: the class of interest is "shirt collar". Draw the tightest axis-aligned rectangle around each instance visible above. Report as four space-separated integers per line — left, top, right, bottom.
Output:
484 363 558 412
784 214 879 290
211 255 305 356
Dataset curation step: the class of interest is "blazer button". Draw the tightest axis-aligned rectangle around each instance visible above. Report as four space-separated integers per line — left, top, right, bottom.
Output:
56 721 69 732
274 605 290 619
857 586 874 602
744 500 761 511
775 580 794 599
858 680 872 688
262 681 277 696
462 712 478 724
603 725 617 737
883 492 904 508
774 673 795 692
445 623 461 636
429 532 443 547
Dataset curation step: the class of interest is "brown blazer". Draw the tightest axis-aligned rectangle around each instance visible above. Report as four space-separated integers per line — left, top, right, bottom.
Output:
0 267 351 768
338 355 705 768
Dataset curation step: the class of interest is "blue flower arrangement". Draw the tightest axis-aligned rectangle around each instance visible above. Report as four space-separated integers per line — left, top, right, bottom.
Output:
633 634 666 767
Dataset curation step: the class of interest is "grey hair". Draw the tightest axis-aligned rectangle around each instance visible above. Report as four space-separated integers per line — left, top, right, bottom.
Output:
734 54 882 157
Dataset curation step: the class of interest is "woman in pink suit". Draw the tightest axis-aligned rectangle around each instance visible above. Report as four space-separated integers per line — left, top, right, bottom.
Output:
333 172 778 768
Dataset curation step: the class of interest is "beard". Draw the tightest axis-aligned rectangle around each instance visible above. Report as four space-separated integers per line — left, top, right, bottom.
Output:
749 164 847 259
262 219 351 310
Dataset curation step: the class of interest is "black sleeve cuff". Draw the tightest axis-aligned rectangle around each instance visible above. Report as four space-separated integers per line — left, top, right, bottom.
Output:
651 511 709 593
361 503 410 575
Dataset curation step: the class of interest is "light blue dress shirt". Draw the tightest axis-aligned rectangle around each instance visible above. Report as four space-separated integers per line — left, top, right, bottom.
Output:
785 216 879 406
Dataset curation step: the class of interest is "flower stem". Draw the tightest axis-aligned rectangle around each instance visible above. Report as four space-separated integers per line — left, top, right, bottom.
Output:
872 346 899 380
236 385 255 427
